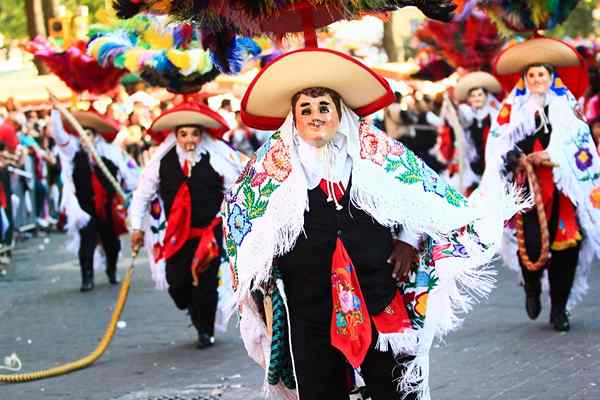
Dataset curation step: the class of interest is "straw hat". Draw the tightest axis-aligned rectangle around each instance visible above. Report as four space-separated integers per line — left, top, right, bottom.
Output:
149 102 229 142
455 71 502 102
241 47 394 130
493 37 588 97
63 111 120 142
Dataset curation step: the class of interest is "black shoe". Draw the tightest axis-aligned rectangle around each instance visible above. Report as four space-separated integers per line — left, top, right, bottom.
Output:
550 312 570 332
80 280 94 292
80 264 94 292
196 333 215 349
525 294 541 320
107 271 118 285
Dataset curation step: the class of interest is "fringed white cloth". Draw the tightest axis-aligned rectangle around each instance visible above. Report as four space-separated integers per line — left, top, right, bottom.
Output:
228 103 526 399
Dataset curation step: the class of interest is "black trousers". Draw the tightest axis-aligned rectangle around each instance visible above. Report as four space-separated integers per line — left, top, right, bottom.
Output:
519 206 580 316
289 314 417 400
78 216 121 274
165 238 220 336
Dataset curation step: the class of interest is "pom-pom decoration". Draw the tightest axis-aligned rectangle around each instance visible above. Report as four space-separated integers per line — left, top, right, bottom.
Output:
112 0 458 38
87 15 261 93
476 0 580 36
27 36 125 94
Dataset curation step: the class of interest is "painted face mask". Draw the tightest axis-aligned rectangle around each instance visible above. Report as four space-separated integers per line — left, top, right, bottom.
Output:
525 66 552 96
175 126 202 153
294 94 340 148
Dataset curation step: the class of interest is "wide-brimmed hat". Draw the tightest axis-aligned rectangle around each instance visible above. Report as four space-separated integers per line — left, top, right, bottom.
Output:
241 48 394 130
63 110 120 142
455 71 502 102
493 37 588 98
149 102 229 142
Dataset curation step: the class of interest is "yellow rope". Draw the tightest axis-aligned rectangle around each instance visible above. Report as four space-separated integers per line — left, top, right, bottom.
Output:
0 252 137 383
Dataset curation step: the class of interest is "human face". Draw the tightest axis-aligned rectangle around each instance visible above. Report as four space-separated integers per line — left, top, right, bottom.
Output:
175 126 202 152
525 66 552 96
294 94 340 148
467 88 487 110
592 122 600 142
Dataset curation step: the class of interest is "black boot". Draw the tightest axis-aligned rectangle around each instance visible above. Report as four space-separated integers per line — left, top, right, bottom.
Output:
106 262 118 285
550 311 570 332
525 293 541 320
191 312 215 350
80 263 94 292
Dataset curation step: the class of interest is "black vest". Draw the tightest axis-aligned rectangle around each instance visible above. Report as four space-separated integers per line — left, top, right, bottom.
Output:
158 148 224 228
467 114 491 176
72 149 118 216
277 180 396 325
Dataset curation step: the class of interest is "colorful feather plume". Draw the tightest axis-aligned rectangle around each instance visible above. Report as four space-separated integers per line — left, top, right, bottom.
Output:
88 15 260 93
416 9 504 71
27 36 125 94
112 0 458 37
476 0 580 35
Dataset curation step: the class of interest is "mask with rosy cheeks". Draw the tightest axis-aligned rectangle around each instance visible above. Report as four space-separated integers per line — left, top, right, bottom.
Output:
525 66 552 96
175 126 203 153
467 88 487 110
294 94 340 148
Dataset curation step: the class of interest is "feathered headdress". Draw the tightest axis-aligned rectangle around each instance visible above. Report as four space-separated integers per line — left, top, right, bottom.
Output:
112 0 458 39
27 36 125 94
416 9 504 71
87 15 261 93
476 0 580 36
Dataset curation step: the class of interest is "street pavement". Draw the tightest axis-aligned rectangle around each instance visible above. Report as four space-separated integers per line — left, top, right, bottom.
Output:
1 232 599 400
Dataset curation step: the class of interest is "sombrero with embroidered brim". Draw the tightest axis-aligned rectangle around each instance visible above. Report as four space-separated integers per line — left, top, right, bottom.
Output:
63 110 120 142
493 37 588 98
455 71 502 102
241 47 395 130
149 102 230 143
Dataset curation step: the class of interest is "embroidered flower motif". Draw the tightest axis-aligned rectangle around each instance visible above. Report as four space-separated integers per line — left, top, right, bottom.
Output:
152 242 164 262
263 140 291 182
415 292 428 317
224 190 237 203
227 204 252 245
360 131 390 165
150 198 162 220
389 142 405 157
590 187 600 209
235 155 256 184
339 289 355 314
575 148 593 171
250 172 268 187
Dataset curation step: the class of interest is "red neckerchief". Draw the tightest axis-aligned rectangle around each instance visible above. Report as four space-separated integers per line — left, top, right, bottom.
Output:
321 180 411 368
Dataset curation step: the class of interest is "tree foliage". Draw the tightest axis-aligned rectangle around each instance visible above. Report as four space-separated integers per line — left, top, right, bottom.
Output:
0 0 105 39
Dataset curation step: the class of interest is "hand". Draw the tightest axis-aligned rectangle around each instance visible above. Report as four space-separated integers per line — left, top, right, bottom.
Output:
527 151 552 167
131 230 144 254
388 240 418 281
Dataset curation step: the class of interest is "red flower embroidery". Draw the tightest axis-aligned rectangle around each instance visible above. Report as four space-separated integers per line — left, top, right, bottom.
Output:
263 140 291 182
153 242 164 262
250 172 268 187
360 131 390 165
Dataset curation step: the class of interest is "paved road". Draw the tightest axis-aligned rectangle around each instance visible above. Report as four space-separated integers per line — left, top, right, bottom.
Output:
1 233 599 400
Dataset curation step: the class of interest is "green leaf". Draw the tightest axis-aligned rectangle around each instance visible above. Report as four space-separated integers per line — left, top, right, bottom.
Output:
384 158 403 173
396 170 422 184
259 181 278 198
249 199 268 219
243 184 256 210
226 238 237 258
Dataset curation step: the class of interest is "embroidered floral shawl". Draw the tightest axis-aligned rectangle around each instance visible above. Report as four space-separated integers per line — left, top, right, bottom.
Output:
223 105 522 399
483 75 600 309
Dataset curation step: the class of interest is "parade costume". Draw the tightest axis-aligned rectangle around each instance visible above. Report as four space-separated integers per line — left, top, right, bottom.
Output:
483 37 600 330
129 102 243 348
50 109 139 291
223 47 523 400
443 71 502 192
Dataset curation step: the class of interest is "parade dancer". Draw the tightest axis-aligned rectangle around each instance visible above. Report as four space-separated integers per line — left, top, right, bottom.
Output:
452 71 501 193
223 47 522 399
49 108 139 292
484 37 600 331
129 102 243 349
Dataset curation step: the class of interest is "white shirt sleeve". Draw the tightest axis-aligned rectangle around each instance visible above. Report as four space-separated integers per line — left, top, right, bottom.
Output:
458 104 475 128
49 109 78 159
129 154 160 231
398 226 423 249
425 111 443 128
